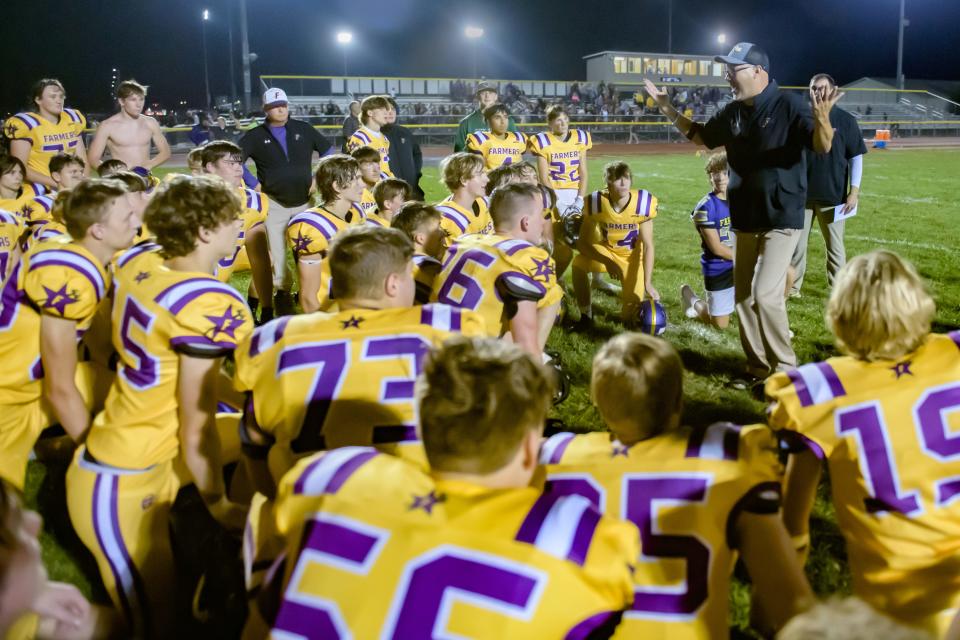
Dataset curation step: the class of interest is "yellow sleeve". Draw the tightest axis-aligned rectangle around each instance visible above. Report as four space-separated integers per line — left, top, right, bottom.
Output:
765 372 837 458
286 216 331 257
503 246 563 308
583 130 594 151
739 424 786 486
647 194 659 220
169 288 253 358
3 114 37 142
24 256 104 322
458 309 488 337
466 133 482 153
528 133 548 158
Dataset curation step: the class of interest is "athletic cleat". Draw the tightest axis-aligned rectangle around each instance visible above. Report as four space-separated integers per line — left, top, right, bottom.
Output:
592 274 622 296
680 284 700 319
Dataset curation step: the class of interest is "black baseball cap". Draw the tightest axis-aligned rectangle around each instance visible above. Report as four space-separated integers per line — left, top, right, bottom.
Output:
715 42 770 71
476 82 498 96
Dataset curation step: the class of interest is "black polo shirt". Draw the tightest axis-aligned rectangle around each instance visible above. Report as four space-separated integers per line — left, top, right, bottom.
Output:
698 81 816 232
806 107 867 206
239 118 332 208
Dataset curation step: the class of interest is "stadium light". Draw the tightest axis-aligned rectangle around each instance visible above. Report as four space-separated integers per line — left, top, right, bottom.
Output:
464 26 484 79
717 33 727 54
203 9 210 20
336 31 353 76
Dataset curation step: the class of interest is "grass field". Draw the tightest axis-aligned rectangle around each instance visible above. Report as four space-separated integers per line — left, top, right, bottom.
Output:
24 147 960 635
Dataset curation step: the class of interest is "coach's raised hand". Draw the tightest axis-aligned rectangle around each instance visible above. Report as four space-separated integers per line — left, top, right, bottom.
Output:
643 78 670 109
643 78 703 146
811 85 843 153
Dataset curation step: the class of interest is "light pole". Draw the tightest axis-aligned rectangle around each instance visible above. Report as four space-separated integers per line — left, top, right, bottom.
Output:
239 0 252 112
336 31 353 76
717 33 727 55
464 26 484 79
202 9 211 108
896 0 909 90
667 0 673 53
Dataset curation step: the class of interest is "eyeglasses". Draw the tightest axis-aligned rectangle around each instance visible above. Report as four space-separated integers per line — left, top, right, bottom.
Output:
724 65 755 79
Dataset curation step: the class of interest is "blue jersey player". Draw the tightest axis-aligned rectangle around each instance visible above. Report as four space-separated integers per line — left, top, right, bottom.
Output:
681 152 735 328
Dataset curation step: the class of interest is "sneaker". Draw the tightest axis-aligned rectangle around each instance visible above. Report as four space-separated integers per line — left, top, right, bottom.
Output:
592 274 622 296
680 284 700 319
787 289 802 299
728 375 762 391
274 290 296 316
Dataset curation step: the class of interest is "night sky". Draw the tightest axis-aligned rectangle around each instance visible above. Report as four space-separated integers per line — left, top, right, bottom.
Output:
2 0 958 114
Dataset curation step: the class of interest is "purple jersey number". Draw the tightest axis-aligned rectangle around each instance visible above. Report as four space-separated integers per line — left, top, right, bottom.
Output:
435 249 496 311
838 383 960 513
547 472 711 619
273 512 387 639
118 295 159 389
616 229 639 250
277 336 433 450
383 548 545 638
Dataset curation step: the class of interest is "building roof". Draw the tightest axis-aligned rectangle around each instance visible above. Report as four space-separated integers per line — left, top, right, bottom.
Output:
583 50 716 61
845 77 960 96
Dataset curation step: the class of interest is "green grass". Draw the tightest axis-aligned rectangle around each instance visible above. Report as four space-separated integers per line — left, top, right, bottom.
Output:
25 148 960 634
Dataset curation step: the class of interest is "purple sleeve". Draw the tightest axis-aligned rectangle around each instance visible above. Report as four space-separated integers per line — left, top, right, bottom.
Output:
242 166 260 189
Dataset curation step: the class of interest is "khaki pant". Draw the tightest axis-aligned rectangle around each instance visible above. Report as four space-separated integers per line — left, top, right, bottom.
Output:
790 203 846 293
264 198 306 292
734 228 800 376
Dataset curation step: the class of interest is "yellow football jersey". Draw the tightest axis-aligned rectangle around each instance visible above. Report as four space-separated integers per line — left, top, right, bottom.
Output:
584 188 658 257
412 253 442 305
359 187 378 217
363 210 389 227
20 192 57 225
466 130 529 171
215 186 269 282
540 424 783 639
234 304 486 460
436 196 493 239
286 206 362 308
3 109 87 177
431 233 563 336
0 238 109 405
345 126 394 178
0 183 53 219
767 332 960 633
266 450 639 639
529 129 593 190
84 248 253 469
26 219 69 250
0 209 24 280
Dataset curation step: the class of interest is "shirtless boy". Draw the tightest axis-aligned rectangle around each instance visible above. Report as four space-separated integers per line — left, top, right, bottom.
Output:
87 80 171 172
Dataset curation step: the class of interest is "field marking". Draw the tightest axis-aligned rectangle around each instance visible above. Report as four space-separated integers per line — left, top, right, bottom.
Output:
847 235 951 252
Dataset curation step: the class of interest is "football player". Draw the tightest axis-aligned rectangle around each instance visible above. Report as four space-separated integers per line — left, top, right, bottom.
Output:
391 202 446 304
369 177 411 226
66 176 253 637
286 154 365 313
344 95 394 178
201 141 274 323
248 336 639 638
20 153 86 229
431 182 561 356
349 145 382 217
466 103 529 171
767 250 960 635
529 105 590 216
0 156 50 216
541 332 814 637
572 161 658 328
4 79 88 191
436 152 492 239
234 224 485 494
0 179 141 490
681 152 735 329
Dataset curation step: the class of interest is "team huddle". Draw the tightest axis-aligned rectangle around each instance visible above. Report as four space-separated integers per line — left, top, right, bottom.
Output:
0 76 958 640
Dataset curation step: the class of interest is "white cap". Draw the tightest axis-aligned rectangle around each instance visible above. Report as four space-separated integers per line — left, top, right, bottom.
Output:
262 88 288 108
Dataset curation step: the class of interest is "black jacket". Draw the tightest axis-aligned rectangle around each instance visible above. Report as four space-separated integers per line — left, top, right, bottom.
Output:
382 123 424 199
239 118 332 208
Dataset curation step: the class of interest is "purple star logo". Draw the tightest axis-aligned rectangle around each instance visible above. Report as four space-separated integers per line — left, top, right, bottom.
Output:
531 256 555 279
891 361 913 379
341 315 363 329
134 271 150 283
206 306 245 339
409 490 445 515
292 232 312 255
611 443 629 458
41 284 78 316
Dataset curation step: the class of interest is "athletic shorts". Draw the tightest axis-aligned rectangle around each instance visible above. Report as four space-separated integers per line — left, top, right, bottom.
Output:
706 286 735 317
